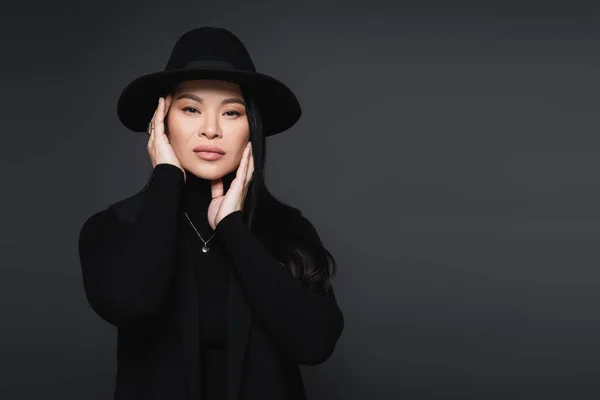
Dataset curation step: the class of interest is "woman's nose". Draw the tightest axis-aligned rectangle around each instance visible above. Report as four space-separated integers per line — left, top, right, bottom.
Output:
202 128 220 139
198 117 221 139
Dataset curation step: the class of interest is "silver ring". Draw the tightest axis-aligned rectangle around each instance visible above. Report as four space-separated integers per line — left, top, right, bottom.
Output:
147 121 155 135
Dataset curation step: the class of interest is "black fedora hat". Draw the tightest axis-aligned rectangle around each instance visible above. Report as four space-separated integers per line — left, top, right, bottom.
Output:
117 27 301 136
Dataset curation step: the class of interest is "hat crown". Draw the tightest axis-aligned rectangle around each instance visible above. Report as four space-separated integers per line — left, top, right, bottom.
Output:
164 27 256 72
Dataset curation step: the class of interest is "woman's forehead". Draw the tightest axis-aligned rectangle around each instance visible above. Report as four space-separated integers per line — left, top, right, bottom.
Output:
174 79 242 95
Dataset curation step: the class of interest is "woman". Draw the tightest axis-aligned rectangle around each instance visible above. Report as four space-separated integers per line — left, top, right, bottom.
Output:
77 27 344 400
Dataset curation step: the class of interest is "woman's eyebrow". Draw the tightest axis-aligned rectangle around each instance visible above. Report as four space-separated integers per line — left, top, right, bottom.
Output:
175 93 203 103
222 98 245 106
174 93 245 106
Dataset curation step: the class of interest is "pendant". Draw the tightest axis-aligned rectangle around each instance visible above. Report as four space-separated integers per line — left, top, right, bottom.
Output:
202 245 210 253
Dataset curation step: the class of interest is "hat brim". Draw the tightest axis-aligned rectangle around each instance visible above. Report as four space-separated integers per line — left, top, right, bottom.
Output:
117 68 301 136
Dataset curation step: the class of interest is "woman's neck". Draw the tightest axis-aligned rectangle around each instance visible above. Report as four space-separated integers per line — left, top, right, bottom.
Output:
181 169 237 229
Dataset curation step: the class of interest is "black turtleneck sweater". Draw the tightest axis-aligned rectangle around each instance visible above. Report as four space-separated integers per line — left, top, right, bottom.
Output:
180 167 236 400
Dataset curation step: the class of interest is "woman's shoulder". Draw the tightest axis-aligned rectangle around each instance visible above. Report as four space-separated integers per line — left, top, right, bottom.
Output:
79 165 182 241
106 190 148 225
256 190 302 221
80 187 147 238
255 190 320 240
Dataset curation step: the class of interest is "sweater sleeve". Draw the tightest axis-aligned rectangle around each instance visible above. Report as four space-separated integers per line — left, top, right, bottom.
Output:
214 211 344 365
77 164 185 329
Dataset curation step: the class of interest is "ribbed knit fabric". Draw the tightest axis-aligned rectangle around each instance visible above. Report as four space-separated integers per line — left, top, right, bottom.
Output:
181 168 236 399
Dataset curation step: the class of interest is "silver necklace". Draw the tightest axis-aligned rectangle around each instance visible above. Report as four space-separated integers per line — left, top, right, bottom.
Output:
184 212 216 253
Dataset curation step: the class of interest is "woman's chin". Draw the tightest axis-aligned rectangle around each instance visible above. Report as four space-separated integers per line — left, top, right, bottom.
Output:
185 163 233 181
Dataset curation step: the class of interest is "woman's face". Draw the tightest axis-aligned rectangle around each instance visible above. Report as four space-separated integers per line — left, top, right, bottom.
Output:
166 79 250 181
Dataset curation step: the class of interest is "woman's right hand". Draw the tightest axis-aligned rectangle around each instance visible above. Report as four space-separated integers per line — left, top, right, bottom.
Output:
147 95 186 181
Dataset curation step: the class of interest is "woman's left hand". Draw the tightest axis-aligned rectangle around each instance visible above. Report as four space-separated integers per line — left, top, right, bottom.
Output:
208 142 254 230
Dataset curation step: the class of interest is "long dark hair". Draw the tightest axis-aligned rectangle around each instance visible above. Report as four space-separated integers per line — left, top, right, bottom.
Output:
241 88 337 294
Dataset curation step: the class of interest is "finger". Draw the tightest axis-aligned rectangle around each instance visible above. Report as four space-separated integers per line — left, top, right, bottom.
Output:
162 95 173 137
147 119 154 145
226 144 251 197
244 144 253 183
165 94 173 113
147 128 155 164
148 129 154 148
147 98 159 158
155 97 166 136
238 144 253 197
147 114 157 137
243 144 252 186
235 144 250 186
242 150 254 199
211 178 224 199
245 149 254 185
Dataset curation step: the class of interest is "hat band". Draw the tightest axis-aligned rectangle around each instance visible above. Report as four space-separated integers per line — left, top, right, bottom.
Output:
184 60 236 70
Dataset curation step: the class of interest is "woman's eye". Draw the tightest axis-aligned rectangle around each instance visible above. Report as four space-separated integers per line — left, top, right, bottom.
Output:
183 106 200 114
224 110 241 117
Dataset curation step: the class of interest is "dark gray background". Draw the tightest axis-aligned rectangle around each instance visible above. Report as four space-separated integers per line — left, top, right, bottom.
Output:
2 1 600 399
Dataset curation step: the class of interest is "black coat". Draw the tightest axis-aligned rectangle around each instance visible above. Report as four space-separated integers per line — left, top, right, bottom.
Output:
78 172 344 400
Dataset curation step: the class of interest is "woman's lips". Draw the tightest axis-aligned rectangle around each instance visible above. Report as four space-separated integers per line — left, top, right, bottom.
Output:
195 151 224 161
193 145 225 161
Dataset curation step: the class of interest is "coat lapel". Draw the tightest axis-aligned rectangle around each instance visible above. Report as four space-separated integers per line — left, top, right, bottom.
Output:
174 223 201 400
227 271 252 400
